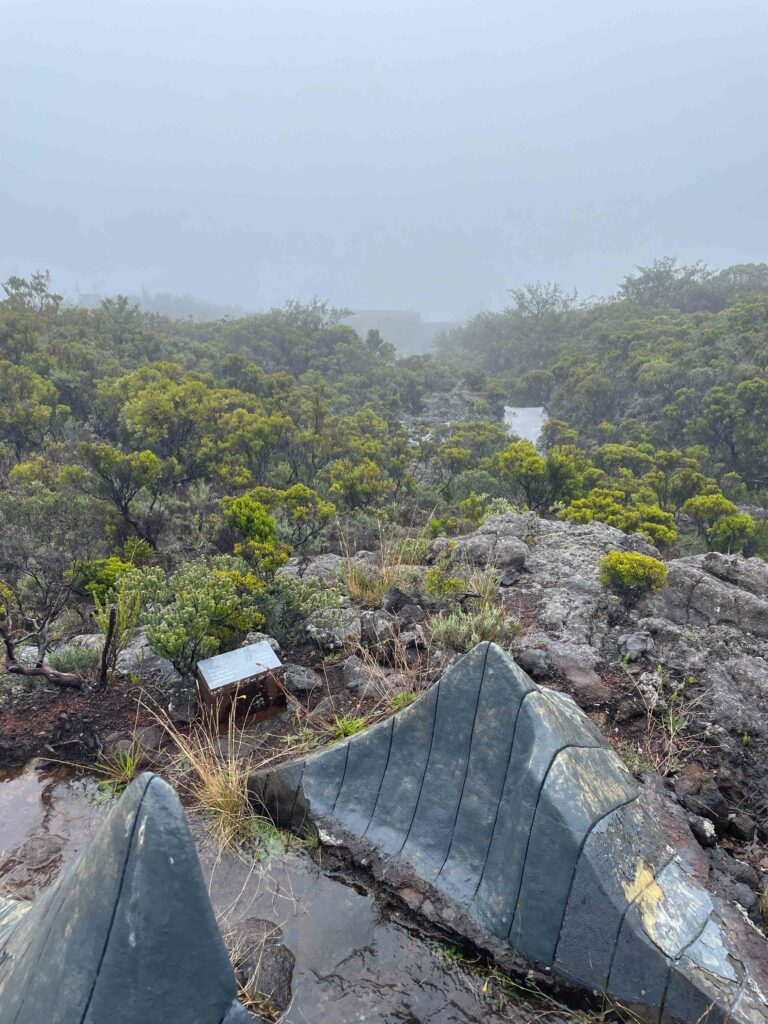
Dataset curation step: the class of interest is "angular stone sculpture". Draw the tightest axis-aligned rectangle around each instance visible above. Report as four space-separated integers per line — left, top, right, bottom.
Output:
251 643 768 1024
0 773 248 1024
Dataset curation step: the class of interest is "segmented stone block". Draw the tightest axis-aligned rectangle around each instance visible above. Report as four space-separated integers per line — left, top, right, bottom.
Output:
251 642 768 1024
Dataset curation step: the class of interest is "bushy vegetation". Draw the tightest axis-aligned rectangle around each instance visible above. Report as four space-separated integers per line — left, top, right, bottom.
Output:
0 260 765 691
430 606 523 653
597 551 669 605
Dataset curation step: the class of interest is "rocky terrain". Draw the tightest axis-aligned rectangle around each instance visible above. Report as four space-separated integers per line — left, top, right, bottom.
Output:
2 511 767 946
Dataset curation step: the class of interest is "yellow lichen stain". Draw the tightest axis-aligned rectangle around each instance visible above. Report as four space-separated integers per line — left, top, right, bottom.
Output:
622 862 664 940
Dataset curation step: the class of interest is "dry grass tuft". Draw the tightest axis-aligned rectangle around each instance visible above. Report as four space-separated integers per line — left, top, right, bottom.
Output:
154 704 285 854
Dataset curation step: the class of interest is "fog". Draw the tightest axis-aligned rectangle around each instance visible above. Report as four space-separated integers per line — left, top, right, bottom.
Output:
3 0 767 319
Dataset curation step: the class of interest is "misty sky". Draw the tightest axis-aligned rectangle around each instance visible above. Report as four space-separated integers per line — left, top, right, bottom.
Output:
3 0 768 319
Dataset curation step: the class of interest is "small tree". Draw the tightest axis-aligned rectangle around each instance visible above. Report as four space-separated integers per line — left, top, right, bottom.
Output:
681 494 738 548
598 551 668 607
708 513 755 554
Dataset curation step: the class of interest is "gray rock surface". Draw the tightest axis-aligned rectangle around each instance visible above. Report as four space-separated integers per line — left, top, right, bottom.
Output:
305 604 361 651
282 663 323 695
115 627 181 686
359 608 398 658
429 514 768 813
250 644 768 1024
241 631 281 653
278 553 345 584
0 773 246 1024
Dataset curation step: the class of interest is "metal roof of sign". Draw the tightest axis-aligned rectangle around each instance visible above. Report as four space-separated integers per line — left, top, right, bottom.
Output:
197 641 282 692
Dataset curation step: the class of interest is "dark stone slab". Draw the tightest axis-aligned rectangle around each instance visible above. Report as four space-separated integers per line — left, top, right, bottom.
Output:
364 682 440 856
0 773 244 1024
399 644 488 878
333 716 395 836
437 645 536 901
511 746 638 966
302 741 350 817
247 643 768 1024
473 687 606 937
554 797 675 991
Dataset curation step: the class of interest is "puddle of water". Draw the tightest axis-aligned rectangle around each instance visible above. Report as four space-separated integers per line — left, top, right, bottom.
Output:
0 764 102 898
0 768 534 1023
199 840 522 1024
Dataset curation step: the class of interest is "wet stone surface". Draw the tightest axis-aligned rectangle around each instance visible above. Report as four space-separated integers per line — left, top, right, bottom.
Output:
0 764 546 1024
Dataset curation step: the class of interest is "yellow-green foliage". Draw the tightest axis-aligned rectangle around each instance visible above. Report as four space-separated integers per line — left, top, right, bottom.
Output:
75 556 135 601
424 565 466 600
563 488 677 546
598 551 668 602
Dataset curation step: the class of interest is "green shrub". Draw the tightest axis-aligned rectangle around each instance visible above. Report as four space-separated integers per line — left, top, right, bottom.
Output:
430 607 522 652
563 489 677 546
48 645 101 677
423 566 466 600
75 556 135 602
597 551 668 605
262 574 340 643
707 513 755 554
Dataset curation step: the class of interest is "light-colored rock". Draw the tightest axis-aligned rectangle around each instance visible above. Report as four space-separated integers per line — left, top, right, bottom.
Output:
360 609 398 652
115 627 181 686
278 553 345 585
241 632 280 653
305 605 360 651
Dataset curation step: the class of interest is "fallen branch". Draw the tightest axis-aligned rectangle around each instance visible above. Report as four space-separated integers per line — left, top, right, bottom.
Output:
5 660 86 690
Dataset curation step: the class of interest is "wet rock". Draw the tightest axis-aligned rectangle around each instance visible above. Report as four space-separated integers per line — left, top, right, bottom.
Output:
251 643 768 1024
16 834 64 870
617 631 653 662
226 918 295 1014
382 586 417 614
116 628 181 687
674 764 730 831
305 605 361 651
0 773 249 1022
282 664 322 695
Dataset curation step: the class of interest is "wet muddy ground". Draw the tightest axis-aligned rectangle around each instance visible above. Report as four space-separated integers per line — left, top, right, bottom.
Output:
0 763 557 1024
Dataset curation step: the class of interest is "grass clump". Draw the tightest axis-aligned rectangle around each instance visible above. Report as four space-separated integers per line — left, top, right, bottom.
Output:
430 606 522 653
47 645 100 678
390 690 418 712
340 560 397 607
598 551 668 606
158 709 287 856
94 738 145 803
327 713 367 740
